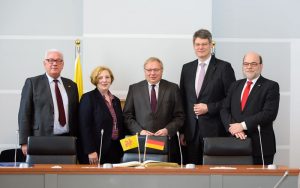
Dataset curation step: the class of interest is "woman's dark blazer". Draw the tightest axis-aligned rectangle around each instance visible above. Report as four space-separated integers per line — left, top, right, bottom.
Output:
78 88 124 163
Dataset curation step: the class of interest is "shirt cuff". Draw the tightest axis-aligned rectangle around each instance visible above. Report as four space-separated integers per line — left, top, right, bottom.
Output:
241 121 247 130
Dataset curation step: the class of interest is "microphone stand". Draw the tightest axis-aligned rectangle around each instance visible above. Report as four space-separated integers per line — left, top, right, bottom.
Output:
15 130 19 167
273 171 288 188
257 125 265 169
176 132 183 168
98 129 104 168
143 135 148 162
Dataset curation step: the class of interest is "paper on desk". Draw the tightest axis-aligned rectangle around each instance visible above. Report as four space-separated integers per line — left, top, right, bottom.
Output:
209 166 237 170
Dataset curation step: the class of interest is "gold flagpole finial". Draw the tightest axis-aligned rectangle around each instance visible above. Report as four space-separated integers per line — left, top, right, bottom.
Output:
212 41 216 55
75 39 80 46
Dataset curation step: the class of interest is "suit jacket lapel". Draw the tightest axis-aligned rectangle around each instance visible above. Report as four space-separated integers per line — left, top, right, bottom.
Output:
198 56 217 97
237 79 247 111
243 76 264 110
157 80 166 113
140 80 153 113
42 74 54 109
191 60 198 98
94 88 111 117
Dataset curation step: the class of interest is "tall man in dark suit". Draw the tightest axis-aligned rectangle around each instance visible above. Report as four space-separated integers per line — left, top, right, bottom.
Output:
220 52 280 165
18 49 79 155
180 29 236 164
123 57 185 162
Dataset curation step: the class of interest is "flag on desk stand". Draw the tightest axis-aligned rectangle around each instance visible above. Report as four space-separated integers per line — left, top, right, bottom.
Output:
74 39 83 100
120 134 141 162
143 135 165 162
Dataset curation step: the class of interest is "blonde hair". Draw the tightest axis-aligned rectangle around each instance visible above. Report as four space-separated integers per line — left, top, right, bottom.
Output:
90 66 114 86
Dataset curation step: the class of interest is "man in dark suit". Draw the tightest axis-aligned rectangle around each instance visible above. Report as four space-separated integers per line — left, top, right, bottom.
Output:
220 52 280 165
180 29 236 164
18 49 79 155
123 57 185 162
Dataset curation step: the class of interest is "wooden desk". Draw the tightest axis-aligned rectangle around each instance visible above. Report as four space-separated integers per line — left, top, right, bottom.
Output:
0 165 299 188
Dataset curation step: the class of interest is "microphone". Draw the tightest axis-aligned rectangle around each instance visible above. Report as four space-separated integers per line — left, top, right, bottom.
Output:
176 131 183 168
15 130 19 167
273 171 288 188
257 125 265 169
98 129 104 168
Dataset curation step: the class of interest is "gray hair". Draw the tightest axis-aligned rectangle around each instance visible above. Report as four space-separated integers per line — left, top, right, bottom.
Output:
44 49 64 60
144 57 164 70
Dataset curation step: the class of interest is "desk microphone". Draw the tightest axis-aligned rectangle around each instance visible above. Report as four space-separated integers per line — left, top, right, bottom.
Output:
15 130 19 167
273 171 288 188
257 125 265 169
98 129 104 168
176 131 183 168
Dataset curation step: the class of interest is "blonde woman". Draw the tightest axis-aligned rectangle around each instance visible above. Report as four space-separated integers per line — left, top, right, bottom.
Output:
78 66 124 164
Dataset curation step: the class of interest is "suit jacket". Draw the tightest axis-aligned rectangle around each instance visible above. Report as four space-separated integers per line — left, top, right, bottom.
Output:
18 74 79 145
220 76 280 156
180 55 236 141
78 89 124 161
123 79 185 136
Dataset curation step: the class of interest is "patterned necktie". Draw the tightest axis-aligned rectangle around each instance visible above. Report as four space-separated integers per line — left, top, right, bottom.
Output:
241 81 253 110
196 63 206 97
53 80 66 126
151 85 157 112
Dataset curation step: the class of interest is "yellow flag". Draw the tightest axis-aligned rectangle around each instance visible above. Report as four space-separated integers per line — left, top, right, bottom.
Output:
74 54 83 100
120 135 139 151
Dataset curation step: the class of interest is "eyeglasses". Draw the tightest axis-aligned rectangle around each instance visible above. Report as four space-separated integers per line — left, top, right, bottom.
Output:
45 58 63 64
243 62 259 67
194 42 210 47
144 68 161 73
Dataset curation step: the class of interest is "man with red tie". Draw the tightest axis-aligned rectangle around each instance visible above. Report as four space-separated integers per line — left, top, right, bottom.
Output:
221 51 280 165
18 49 79 155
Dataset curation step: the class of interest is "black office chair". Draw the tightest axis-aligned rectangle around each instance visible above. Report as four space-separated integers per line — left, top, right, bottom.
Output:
26 136 77 164
0 148 26 162
122 135 169 162
202 137 253 165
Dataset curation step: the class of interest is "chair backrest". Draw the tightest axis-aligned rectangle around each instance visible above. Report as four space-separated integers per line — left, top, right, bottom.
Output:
26 136 77 164
122 135 169 162
0 149 26 162
203 137 253 165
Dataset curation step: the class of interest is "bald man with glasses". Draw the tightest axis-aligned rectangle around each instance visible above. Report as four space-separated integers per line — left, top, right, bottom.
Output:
220 51 280 165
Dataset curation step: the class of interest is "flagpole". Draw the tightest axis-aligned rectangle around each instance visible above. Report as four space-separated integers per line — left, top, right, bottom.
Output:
143 135 148 162
74 39 84 100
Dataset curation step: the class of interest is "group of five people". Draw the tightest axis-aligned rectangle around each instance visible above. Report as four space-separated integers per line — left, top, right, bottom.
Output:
18 29 280 165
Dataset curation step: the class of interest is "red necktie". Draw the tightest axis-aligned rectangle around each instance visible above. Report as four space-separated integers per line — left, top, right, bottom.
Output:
151 85 157 112
241 81 253 110
54 80 66 126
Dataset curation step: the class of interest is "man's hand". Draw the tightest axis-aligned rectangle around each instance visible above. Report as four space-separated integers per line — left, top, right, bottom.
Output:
88 152 99 165
179 134 186 146
229 123 244 135
21 144 28 155
140 130 154 136
234 131 247 140
193 103 208 116
154 128 168 136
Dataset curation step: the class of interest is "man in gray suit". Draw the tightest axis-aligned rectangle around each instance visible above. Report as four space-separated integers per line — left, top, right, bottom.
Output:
123 57 185 162
18 49 79 155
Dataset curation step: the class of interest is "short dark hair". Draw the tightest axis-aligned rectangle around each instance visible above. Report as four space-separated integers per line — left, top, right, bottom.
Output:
193 29 212 43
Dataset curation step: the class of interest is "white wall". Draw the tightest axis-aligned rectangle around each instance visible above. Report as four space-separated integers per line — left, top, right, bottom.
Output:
1 0 299 167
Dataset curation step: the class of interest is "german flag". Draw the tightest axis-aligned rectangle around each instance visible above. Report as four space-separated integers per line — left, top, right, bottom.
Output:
145 136 165 150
